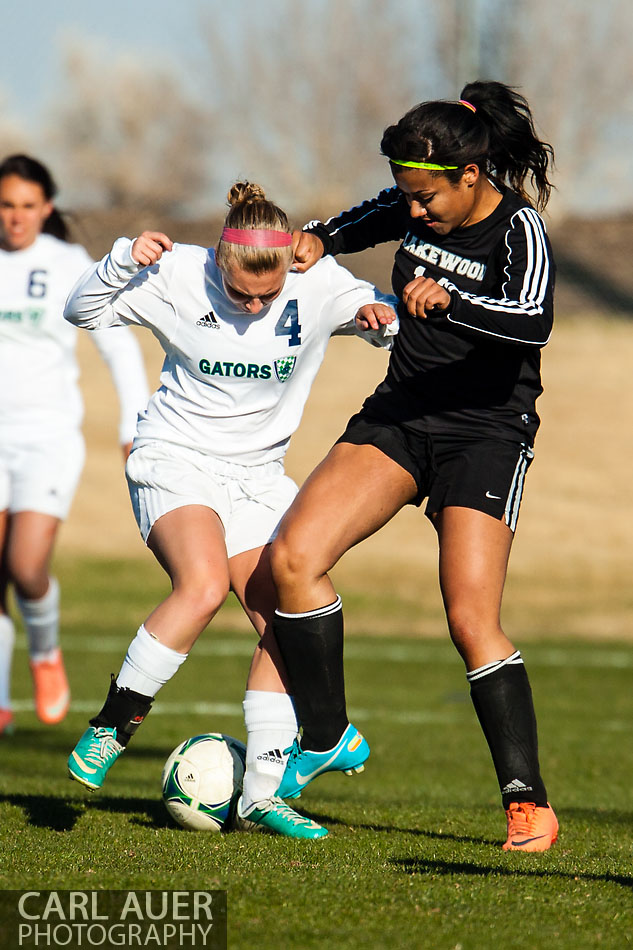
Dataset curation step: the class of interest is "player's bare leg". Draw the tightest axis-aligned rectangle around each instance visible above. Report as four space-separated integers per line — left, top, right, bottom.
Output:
434 506 515 670
6 511 68 724
272 442 416 797
434 506 557 851
0 509 15 733
69 505 231 790
144 505 230 651
229 543 289 692
273 442 417 614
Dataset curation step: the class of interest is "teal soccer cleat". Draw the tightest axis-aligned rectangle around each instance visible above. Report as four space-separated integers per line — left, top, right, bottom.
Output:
236 796 328 838
278 723 369 800
68 726 125 790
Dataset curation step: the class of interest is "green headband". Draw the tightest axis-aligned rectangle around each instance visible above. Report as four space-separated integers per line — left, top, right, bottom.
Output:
388 158 459 170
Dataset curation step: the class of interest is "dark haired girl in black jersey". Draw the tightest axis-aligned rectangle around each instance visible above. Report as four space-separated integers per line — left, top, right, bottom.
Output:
270 81 559 851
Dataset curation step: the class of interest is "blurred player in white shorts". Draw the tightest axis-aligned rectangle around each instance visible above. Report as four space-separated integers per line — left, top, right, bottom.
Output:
64 180 397 838
0 433 85 523
0 155 149 734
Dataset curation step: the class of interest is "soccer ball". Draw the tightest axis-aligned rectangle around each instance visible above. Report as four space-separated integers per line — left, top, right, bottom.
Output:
161 733 246 832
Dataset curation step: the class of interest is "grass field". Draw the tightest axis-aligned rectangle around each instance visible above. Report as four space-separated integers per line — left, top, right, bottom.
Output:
2 556 633 950
4 306 632 947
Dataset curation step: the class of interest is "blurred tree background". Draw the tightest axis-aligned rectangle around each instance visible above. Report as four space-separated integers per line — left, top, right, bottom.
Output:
1 0 632 636
1 0 631 220
3 0 631 314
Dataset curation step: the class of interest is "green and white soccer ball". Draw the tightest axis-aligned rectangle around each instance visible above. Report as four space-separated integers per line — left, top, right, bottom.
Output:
161 733 246 832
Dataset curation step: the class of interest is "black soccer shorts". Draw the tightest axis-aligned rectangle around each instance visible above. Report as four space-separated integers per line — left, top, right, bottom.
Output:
337 413 533 532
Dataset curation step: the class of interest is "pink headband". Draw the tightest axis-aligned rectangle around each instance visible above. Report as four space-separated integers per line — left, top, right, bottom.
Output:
221 227 292 248
459 99 477 113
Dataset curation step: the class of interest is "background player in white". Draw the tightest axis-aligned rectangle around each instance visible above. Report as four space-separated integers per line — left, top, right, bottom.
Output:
64 181 397 838
0 155 149 734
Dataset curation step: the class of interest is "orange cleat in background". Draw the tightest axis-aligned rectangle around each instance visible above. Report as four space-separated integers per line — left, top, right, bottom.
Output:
0 707 15 735
30 647 70 724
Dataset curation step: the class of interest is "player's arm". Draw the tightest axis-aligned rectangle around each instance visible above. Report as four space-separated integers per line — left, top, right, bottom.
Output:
64 232 177 341
292 188 405 273
89 326 150 452
423 210 554 347
320 260 399 349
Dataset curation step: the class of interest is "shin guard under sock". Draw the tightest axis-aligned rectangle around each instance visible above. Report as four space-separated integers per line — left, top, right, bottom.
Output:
468 651 548 809
273 597 347 752
90 675 153 747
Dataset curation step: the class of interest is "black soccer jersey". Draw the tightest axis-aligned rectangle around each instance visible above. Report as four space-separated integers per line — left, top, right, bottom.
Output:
307 185 555 443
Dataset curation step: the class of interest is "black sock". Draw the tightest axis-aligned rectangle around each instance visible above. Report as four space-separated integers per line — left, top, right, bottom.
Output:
273 597 348 752
468 652 548 809
90 675 153 747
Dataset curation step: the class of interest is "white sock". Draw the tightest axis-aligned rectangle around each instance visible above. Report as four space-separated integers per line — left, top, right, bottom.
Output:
0 615 16 709
240 689 298 813
16 577 59 661
116 625 188 696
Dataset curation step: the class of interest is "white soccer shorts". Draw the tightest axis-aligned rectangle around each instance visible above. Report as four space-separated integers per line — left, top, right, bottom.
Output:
0 430 85 520
126 440 298 559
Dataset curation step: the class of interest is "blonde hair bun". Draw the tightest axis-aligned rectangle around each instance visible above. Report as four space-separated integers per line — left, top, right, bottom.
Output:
227 181 267 207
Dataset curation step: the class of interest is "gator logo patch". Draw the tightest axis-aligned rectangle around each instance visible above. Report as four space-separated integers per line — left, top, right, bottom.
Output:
273 356 296 383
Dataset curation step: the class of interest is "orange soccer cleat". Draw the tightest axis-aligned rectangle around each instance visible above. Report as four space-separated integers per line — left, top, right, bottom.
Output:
503 801 559 852
29 647 70 724
0 707 15 735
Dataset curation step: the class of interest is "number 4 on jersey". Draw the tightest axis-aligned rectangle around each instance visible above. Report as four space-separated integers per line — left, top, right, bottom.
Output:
275 300 301 346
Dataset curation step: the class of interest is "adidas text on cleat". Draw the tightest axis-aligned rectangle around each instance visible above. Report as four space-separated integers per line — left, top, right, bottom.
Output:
502 802 559 852
30 647 70 724
68 726 124 790
237 796 328 839
278 722 369 800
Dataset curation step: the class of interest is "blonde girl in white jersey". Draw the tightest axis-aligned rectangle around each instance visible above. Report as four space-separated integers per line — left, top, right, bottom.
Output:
65 182 397 838
0 155 149 734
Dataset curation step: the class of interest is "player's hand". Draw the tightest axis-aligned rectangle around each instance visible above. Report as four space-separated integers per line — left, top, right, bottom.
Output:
402 275 451 318
121 442 133 461
132 231 173 267
355 303 397 332
292 230 324 272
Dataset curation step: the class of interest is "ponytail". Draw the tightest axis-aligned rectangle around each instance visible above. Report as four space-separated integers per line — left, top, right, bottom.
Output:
460 81 554 210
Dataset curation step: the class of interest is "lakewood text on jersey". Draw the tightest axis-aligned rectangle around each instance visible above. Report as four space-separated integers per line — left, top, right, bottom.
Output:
402 233 486 281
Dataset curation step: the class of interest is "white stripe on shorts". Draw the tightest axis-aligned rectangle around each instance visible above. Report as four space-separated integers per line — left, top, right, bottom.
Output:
504 444 534 533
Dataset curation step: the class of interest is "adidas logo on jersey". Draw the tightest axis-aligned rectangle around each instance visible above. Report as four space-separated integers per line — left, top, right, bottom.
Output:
256 748 284 764
196 311 220 329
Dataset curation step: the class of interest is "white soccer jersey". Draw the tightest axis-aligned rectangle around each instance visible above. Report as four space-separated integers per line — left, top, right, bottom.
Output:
0 233 149 444
64 238 398 465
